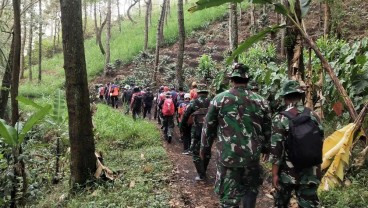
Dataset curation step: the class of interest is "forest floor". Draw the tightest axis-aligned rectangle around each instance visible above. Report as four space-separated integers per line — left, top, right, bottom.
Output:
156 121 274 208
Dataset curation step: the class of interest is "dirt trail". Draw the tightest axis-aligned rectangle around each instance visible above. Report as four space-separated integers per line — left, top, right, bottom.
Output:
157 122 274 208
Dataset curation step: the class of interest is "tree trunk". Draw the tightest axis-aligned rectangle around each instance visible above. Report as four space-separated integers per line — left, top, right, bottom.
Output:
59 0 96 187
94 1 98 44
20 1 27 79
153 0 167 87
127 0 138 24
229 2 238 62
117 0 121 32
11 0 21 127
323 1 330 38
149 0 152 25
0 37 14 120
176 0 185 87
28 4 33 81
305 48 313 109
250 3 255 34
53 19 57 55
38 0 42 83
105 0 111 65
285 0 304 80
144 0 151 51
164 0 170 26
98 16 107 56
83 0 87 36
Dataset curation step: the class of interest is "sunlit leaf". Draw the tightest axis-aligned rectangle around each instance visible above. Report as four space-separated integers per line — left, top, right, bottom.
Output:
188 0 243 13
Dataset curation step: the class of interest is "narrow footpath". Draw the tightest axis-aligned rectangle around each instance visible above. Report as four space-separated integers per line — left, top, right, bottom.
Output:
157 123 274 208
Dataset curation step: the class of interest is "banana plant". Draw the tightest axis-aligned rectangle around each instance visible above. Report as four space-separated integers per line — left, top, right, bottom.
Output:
0 96 51 148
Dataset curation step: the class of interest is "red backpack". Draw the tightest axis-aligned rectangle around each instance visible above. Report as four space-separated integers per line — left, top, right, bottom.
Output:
162 98 175 116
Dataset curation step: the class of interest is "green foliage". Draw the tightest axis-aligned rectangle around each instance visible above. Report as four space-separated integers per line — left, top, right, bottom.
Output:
197 54 217 80
0 97 51 147
313 37 368 119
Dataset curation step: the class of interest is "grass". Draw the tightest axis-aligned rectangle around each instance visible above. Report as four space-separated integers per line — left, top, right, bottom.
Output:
34 104 171 207
19 0 230 102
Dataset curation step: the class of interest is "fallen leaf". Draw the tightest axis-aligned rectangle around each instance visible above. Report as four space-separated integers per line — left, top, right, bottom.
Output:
129 180 135 188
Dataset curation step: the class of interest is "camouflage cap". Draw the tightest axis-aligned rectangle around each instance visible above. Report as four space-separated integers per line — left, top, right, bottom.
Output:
196 84 208 93
229 63 250 79
281 80 305 96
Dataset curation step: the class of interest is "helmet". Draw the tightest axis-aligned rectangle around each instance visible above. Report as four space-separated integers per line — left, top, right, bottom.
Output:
248 81 259 91
229 63 250 79
184 93 190 99
192 82 197 88
280 80 305 96
196 84 208 93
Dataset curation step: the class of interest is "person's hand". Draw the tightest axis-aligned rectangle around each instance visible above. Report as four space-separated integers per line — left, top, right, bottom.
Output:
272 174 280 190
261 153 269 162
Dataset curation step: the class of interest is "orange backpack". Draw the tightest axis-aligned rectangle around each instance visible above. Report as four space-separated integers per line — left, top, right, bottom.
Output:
162 98 175 116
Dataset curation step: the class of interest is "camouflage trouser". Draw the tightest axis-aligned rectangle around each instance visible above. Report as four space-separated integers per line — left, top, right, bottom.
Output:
215 163 263 208
191 125 210 178
273 183 320 208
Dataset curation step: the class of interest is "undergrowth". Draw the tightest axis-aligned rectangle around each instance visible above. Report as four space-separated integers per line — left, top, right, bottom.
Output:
33 104 171 207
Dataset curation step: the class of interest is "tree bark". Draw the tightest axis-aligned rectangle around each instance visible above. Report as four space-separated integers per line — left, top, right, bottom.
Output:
38 0 42 83
11 0 21 126
59 0 96 187
53 18 57 55
144 0 151 51
229 2 238 63
105 0 111 65
323 1 330 38
153 0 167 87
250 3 255 34
176 0 185 87
0 37 13 120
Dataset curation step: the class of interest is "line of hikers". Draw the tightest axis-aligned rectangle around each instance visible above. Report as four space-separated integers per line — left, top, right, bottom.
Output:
152 63 324 208
96 62 324 208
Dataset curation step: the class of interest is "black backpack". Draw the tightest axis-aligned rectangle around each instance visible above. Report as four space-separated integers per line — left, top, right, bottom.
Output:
280 108 324 170
132 94 143 110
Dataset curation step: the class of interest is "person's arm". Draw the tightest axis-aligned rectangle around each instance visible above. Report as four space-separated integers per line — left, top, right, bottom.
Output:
181 102 195 128
200 98 219 159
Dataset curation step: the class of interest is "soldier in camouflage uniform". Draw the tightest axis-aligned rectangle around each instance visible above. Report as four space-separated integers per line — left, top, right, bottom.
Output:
201 63 271 208
270 80 323 208
181 84 211 180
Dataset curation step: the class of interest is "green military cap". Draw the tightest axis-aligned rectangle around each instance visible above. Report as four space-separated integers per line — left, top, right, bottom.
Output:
248 80 259 90
230 63 250 79
197 84 209 93
281 80 305 96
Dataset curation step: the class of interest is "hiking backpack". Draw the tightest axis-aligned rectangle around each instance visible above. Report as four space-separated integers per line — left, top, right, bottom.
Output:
132 94 143 110
162 98 175 116
192 99 210 125
280 108 324 169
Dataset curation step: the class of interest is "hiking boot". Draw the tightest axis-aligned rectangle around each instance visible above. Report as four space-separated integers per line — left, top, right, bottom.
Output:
182 150 190 155
167 136 172 143
194 176 205 181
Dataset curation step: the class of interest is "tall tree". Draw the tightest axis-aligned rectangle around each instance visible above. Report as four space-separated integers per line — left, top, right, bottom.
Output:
0 38 14 120
105 0 111 65
143 0 151 51
20 0 27 79
83 0 87 36
153 0 167 86
28 3 34 81
229 2 238 62
94 0 98 44
117 0 121 32
323 0 331 38
38 0 42 83
59 0 96 187
127 0 138 24
176 0 185 87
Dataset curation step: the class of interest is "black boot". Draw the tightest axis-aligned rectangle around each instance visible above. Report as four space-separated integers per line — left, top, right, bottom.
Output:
240 191 257 208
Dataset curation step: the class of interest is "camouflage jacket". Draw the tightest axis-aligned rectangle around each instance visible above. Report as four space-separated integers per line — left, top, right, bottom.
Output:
270 102 323 185
201 86 271 167
181 95 210 127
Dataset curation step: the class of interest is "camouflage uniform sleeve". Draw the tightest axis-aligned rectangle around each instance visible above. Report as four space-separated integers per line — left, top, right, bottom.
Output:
201 97 219 153
261 99 272 154
270 114 287 166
